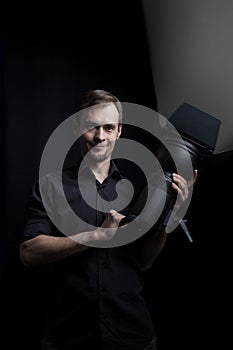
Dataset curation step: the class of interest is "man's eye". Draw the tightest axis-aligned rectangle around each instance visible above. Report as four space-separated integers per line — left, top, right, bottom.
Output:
86 124 96 130
105 125 114 131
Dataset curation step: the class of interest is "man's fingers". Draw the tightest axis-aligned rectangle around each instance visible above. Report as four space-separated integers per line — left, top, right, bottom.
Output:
172 173 189 200
105 210 125 227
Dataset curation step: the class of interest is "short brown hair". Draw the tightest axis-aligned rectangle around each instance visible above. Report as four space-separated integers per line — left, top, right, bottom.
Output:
80 89 122 123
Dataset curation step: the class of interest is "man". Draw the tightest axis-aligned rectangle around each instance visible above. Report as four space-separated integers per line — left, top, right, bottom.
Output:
20 89 191 350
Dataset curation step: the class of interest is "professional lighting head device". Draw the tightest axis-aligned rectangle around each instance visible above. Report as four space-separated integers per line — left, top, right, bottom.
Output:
168 102 221 169
153 103 221 175
120 103 221 242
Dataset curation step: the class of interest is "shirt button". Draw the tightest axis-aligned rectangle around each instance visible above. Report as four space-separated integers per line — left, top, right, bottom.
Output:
101 261 108 268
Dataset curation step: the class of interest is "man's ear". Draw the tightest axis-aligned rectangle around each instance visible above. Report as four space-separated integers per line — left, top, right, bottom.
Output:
188 169 198 186
193 169 198 183
117 124 122 139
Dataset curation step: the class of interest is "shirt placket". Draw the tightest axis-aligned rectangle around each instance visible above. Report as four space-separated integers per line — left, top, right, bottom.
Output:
95 182 113 344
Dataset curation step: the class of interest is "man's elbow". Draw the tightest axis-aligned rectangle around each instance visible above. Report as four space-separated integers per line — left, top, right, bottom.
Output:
19 241 34 267
140 262 152 272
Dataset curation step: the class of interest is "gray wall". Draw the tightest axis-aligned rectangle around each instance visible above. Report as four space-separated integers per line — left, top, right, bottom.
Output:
142 0 233 152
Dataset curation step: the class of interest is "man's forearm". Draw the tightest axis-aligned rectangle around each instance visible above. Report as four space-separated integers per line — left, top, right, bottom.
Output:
139 227 167 272
20 215 123 267
19 230 98 267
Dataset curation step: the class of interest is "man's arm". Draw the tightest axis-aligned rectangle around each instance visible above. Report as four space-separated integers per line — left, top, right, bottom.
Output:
139 227 167 272
19 233 90 267
20 209 124 267
138 173 192 272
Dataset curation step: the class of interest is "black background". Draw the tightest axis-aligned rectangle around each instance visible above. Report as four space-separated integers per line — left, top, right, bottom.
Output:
0 2 232 349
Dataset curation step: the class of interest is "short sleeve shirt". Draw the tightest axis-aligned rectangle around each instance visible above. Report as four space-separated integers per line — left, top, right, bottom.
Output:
22 159 155 350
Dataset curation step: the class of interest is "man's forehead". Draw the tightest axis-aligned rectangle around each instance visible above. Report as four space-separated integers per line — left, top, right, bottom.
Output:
83 103 119 123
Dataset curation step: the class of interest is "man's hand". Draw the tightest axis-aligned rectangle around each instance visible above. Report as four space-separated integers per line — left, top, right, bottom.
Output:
172 169 198 204
171 173 189 202
94 210 126 241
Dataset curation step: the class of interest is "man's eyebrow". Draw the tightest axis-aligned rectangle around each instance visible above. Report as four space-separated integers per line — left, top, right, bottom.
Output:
84 121 118 126
84 121 98 126
104 123 117 127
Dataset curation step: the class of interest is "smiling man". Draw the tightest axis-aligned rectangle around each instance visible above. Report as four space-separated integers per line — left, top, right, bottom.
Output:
79 99 122 182
20 89 190 350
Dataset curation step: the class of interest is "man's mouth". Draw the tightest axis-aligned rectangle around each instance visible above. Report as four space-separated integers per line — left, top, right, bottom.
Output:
90 144 107 151
91 143 108 148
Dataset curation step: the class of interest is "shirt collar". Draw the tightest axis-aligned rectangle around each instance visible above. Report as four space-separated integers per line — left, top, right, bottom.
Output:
73 158 122 181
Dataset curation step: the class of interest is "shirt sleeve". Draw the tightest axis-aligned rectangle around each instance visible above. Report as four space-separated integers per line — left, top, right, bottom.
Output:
22 180 53 241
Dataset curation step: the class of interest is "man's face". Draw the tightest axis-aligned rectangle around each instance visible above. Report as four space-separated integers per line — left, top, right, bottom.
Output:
79 103 122 162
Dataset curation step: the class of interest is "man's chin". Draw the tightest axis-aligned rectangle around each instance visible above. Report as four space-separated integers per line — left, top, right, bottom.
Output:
88 151 110 162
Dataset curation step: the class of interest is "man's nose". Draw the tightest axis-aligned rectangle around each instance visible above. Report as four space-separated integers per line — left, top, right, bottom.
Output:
94 126 106 141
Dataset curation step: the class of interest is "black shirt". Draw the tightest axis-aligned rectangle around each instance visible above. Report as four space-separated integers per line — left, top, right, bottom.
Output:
22 159 155 350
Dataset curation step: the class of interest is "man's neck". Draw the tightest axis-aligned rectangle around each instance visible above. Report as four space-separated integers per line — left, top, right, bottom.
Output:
88 159 111 183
